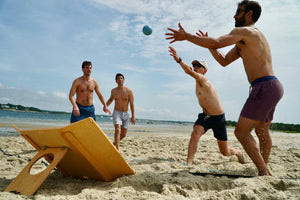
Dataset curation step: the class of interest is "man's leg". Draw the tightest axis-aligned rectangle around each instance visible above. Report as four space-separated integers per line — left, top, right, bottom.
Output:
114 124 121 150
120 128 128 141
217 140 245 163
234 116 271 176
187 125 204 166
255 121 272 164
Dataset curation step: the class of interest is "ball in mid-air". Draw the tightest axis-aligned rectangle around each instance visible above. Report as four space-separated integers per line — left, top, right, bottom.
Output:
142 25 152 36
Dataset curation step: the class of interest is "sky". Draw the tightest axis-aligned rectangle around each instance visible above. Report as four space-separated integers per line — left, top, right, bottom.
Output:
0 0 299 124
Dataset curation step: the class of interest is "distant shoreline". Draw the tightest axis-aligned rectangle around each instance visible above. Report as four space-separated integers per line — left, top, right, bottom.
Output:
1 103 299 133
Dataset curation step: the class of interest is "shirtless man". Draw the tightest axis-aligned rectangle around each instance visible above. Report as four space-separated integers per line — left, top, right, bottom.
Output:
166 0 283 175
169 46 244 166
106 73 135 150
69 61 111 123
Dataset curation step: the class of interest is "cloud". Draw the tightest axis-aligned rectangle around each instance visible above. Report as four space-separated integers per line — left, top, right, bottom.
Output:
52 91 68 99
116 64 147 73
0 84 70 112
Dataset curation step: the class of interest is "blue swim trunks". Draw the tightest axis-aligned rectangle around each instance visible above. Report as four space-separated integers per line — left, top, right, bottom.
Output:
70 103 96 123
194 113 227 141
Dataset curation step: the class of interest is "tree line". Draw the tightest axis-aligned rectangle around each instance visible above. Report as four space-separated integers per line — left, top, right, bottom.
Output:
226 120 300 133
0 103 43 112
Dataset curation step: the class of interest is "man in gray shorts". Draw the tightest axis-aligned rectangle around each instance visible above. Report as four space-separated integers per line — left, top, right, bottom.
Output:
106 73 135 150
113 110 130 129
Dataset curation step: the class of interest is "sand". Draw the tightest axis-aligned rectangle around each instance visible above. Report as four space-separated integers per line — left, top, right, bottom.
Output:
0 126 299 200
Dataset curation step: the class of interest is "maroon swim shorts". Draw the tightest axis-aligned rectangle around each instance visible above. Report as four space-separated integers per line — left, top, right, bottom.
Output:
240 76 284 122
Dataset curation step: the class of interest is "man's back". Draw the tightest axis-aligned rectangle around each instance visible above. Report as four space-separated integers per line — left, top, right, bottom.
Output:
232 26 274 83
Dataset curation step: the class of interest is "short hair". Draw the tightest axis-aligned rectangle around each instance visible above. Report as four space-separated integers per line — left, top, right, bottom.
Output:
115 73 125 81
238 0 261 22
82 61 92 68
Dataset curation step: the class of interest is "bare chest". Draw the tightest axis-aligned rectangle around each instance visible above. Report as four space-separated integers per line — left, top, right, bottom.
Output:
114 90 130 101
78 81 95 93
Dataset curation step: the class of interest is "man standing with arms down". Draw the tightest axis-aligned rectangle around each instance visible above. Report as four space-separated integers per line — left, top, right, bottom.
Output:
106 73 136 150
168 46 244 165
166 0 284 175
69 61 111 123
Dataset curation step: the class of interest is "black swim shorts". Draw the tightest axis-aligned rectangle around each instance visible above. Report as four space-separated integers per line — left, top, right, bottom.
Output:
194 113 227 141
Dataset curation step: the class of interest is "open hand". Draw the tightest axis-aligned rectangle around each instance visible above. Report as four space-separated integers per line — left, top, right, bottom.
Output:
168 46 180 62
196 29 208 37
165 22 186 44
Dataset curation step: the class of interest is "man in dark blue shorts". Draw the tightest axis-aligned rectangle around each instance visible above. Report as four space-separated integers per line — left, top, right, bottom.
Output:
69 61 111 123
70 103 96 123
169 46 244 166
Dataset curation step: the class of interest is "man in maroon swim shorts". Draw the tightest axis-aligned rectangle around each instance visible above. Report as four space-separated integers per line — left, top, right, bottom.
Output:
241 76 284 122
165 0 284 176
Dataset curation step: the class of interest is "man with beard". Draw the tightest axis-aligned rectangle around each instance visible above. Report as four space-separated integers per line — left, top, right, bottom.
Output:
165 0 284 176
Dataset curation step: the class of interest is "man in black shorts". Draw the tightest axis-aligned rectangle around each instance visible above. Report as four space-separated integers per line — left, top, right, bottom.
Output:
168 46 244 165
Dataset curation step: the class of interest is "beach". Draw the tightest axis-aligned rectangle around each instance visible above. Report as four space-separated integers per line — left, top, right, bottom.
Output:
0 121 299 200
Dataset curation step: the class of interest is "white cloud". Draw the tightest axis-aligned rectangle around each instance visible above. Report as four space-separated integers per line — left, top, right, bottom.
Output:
52 91 68 99
0 84 70 112
37 91 46 96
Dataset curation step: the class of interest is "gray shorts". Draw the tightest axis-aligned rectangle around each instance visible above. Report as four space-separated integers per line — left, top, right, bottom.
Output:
113 110 129 129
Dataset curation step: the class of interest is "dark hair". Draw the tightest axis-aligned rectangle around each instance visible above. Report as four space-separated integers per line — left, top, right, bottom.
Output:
115 73 125 81
82 61 92 68
238 0 261 22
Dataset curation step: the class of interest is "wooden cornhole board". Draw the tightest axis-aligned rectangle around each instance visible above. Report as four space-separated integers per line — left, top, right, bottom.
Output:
5 117 135 195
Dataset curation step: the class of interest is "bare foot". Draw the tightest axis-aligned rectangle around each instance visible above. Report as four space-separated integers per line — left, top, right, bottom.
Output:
187 160 193 166
237 152 245 164
236 149 245 164
258 168 272 176
113 141 119 151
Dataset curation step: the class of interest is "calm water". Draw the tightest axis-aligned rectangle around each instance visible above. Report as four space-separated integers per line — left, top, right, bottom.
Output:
0 110 192 136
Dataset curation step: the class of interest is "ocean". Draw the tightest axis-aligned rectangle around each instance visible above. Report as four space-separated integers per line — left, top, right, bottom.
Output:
0 110 193 137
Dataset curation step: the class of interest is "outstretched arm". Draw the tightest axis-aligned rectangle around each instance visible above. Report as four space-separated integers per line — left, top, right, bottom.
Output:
209 47 240 66
166 22 243 49
168 46 204 81
196 30 240 67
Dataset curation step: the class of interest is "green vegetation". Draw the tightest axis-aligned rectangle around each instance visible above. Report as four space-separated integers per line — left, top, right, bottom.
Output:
0 103 68 114
1 103 299 133
0 103 43 112
226 120 237 127
270 123 300 133
226 120 300 133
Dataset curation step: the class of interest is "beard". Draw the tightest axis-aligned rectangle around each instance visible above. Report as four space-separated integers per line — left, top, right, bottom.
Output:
235 14 246 27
